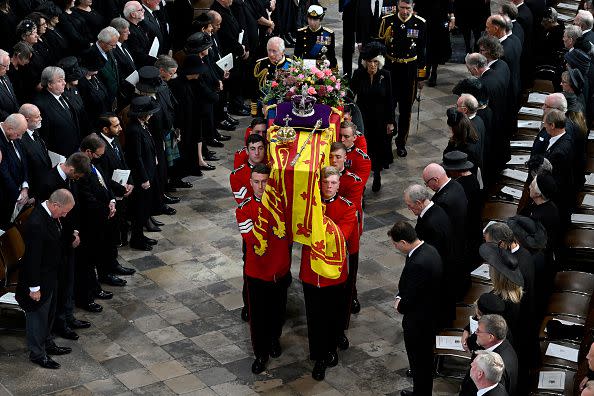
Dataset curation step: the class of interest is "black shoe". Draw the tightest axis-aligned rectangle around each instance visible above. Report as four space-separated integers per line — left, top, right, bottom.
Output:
372 176 381 192
99 274 127 287
215 132 231 141
57 327 79 340
405 368 413 378
159 205 177 215
113 264 136 275
117 240 128 248
169 180 193 189
77 302 103 313
230 107 250 116
143 236 158 245
200 163 216 171
337 334 349 350
130 240 152 251
326 351 338 367
401 390 413 396
270 339 282 358
351 298 361 314
206 150 216 156
190 168 204 177
68 319 91 329
396 147 407 157
163 194 180 204
165 183 177 193
225 114 239 125
251 357 268 374
218 120 236 131
204 153 220 161
241 306 249 322
46 345 72 355
150 217 164 226
427 75 437 87
31 356 60 369
94 289 113 299
207 138 224 148
145 220 161 232
312 360 326 381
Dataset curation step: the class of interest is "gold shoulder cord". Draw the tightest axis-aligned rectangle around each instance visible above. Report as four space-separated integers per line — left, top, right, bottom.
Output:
254 62 269 88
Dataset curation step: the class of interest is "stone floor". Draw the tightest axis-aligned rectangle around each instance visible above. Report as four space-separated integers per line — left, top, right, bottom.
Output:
0 5 473 396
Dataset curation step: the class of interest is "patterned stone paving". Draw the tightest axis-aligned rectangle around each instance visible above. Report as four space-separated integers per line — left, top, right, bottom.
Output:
0 2 471 394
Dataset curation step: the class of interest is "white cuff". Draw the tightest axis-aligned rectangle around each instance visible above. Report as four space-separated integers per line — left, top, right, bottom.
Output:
29 286 40 292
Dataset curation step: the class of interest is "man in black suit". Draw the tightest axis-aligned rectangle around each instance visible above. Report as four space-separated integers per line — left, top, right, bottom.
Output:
510 0 534 87
404 184 455 325
34 66 81 157
91 27 121 102
0 113 29 228
15 189 75 369
123 1 157 68
0 49 20 121
469 351 509 396
389 221 443 396
460 314 518 396
575 10 594 45
141 0 170 55
423 163 469 298
18 104 51 200
38 153 93 338
110 17 137 108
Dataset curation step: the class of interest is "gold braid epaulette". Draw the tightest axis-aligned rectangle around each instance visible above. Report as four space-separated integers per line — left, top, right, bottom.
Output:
254 62 269 89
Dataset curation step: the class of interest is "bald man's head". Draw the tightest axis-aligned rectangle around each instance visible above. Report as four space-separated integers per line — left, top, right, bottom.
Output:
422 163 448 192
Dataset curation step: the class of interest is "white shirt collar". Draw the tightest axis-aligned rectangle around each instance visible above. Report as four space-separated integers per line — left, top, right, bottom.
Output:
26 129 34 138
468 113 476 119
485 339 504 352
57 164 68 181
584 28 592 34
477 383 499 396
437 178 451 192
419 200 434 218
499 35 507 43
101 133 115 144
49 91 62 103
487 59 497 68
41 201 52 217
95 42 108 59
480 67 490 77
546 131 566 150
408 240 424 257
0 124 9 142
511 244 520 253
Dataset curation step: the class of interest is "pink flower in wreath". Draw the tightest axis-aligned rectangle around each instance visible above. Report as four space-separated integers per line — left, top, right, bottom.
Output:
298 73 305 79
315 71 324 79
311 66 320 74
335 83 341 90
329 75 336 82
271 81 278 88
340 91 346 97
318 86 327 95
324 68 333 76
326 85 334 92
289 86 296 93
307 86 317 95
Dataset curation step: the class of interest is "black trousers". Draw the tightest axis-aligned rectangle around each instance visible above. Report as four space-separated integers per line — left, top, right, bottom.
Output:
245 272 291 359
342 4 356 78
130 184 152 242
303 282 345 361
54 249 75 331
402 315 435 395
343 252 359 329
25 290 57 360
388 60 418 148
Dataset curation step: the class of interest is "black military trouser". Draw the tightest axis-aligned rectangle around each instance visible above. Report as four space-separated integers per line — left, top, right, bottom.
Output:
387 59 419 149
341 3 356 78
343 252 359 329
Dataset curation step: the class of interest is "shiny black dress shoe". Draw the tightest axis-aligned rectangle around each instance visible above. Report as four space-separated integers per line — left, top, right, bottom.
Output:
396 147 407 158
351 298 361 314
206 149 216 156
401 389 414 396
405 368 413 377
145 220 161 232
372 176 381 192
218 120 236 131
99 274 127 287
143 236 158 245
251 357 268 374
57 327 79 340
326 351 338 367
270 339 282 358
163 194 180 204
225 114 239 125
68 318 91 329
229 107 250 116
200 163 216 171
130 240 152 251
31 356 60 369
77 302 103 313
169 180 193 189
190 168 204 177
114 264 136 275
215 132 231 141
204 153 220 161
150 217 164 226
312 360 326 381
337 333 349 350
94 289 113 299
117 240 128 248
46 345 72 355
207 138 224 148
159 205 177 215
241 306 249 322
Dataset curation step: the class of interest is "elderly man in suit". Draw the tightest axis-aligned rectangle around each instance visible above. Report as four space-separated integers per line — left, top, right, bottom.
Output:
89 26 120 101
575 10 594 44
15 188 75 369
470 351 509 396
0 113 29 228
34 66 81 157
141 0 169 55
0 49 20 121
110 17 137 108
124 1 157 68
18 104 50 200
389 221 443 396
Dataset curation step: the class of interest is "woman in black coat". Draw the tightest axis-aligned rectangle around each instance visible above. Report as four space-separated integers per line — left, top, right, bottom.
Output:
78 50 112 124
0 0 18 51
350 43 394 193
54 0 93 53
443 108 483 176
71 0 104 44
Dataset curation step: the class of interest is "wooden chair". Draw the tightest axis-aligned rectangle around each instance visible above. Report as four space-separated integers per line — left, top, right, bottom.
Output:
553 271 594 296
528 366 576 395
458 282 493 306
539 340 581 371
563 228 594 253
0 227 25 290
433 330 472 379
538 315 586 341
544 292 592 319
531 80 555 94
481 201 519 225
12 205 33 235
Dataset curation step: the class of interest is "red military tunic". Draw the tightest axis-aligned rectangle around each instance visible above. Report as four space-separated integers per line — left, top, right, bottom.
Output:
234 147 248 169
230 163 253 204
345 145 371 186
354 131 367 153
339 169 364 235
236 196 291 281
299 194 357 287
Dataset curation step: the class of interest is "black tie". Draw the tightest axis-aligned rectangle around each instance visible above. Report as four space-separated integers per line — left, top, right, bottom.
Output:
59 96 72 118
33 130 47 151
374 0 379 18
55 218 62 234
112 141 121 161
1 76 14 100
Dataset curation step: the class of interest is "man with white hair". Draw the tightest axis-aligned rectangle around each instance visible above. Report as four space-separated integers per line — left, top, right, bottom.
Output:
87 26 120 99
563 25 582 50
0 49 19 121
124 1 156 67
575 9 594 44
470 351 508 395
457 93 486 165
18 103 50 200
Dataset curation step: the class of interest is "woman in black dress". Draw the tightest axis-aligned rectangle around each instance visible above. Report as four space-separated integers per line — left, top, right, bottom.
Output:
37 2 70 61
0 0 18 51
27 12 55 66
53 0 90 54
350 43 394 192
78 49 111 124
16 19 46 101
71 0 104 44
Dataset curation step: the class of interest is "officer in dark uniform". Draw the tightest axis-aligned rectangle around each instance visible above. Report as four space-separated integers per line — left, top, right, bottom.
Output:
251 37 294 116
294 5 337 71
378 0 427 158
